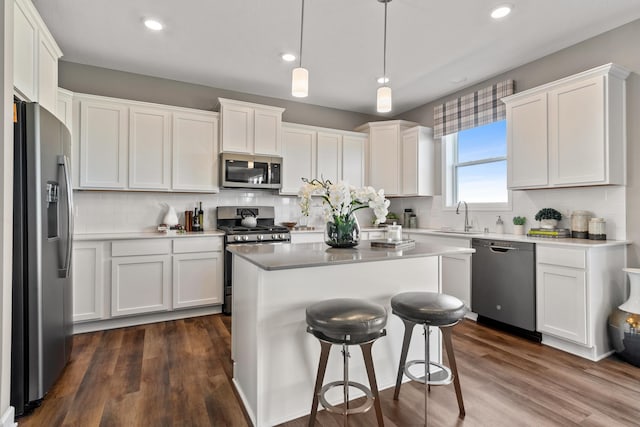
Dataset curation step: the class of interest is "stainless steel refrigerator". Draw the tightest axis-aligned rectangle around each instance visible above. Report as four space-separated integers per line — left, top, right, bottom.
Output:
11 100 74 416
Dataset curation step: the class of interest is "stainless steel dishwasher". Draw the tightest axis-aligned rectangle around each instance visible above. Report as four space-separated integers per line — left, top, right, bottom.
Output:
471 238 540 340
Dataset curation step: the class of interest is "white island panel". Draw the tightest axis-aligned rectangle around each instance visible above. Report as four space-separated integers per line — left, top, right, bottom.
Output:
230 242 472 426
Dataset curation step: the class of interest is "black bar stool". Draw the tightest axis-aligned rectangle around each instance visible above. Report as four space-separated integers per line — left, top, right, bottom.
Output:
391 291 466 425
306 298 387 427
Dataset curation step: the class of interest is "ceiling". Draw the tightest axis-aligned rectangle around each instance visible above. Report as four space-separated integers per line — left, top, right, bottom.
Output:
32 0 640 115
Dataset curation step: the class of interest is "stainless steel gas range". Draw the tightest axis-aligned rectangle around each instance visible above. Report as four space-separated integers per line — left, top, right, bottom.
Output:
217 206 291 314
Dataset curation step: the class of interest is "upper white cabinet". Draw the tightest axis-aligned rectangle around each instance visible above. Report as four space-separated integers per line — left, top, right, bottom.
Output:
172 111 219 192
503 64 629 190
281 125 316 194
129 107 171 190
13 0 62 113
79 98 128 189
356 121 434 196
280 123 367 195
74 92 219 192
56 88 73 131
219 98 285 155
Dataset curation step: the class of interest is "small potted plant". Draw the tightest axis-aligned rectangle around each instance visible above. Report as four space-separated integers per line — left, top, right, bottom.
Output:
513 216 526 235
534 208 562 229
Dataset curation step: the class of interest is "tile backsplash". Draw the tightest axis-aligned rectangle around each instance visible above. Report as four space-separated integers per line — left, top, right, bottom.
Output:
389 185 626 240
75 185 626 240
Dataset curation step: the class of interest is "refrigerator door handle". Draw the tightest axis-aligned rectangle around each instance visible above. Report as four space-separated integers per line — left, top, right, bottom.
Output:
58 154 74 278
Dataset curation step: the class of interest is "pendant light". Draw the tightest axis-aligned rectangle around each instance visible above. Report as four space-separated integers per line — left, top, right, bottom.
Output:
377 0 392 113
292 0 309 97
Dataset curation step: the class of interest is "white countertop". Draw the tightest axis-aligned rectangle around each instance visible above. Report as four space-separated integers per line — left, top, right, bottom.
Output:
227 241 474 271
73 230 225 241
289 227 629 248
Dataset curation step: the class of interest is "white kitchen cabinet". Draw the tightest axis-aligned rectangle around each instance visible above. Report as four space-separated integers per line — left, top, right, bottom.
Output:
281 125 316 194
73 92 220 192
401 126 435 196
173 252 223 309
172 111 219 192
129 107 171 190
110 238 172 317
356 121 433 196
111 255 171 317
316 132 341 184
56 88 73 131
72 241 105 322
407 233 472 310
503 63 629 190
342 135 366 188
13 0 62 111
505 93 548 188
73 235 225 330
280 123 367 195
219 98 284 155
536 243 626 361
79 98 128 189
537 263 587 344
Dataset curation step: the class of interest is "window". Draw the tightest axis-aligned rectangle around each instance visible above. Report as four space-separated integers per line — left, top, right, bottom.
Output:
443 120 509 208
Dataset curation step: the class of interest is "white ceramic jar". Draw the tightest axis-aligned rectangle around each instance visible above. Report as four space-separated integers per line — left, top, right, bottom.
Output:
588 217 606 240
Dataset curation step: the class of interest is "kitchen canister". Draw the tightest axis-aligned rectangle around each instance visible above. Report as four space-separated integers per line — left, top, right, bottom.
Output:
588 217 606 240
386 223 402 242
571 210 591 239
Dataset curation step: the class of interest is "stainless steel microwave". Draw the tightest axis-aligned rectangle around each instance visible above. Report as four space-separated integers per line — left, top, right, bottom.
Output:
220 153 282 189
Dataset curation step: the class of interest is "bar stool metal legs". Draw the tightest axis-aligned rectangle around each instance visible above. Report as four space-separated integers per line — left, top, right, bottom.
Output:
442 326 465 417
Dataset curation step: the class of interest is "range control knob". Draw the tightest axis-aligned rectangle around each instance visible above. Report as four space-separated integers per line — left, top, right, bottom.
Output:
272 234 278 240
242 235 249 241
279 234 286 240
234 235 242 242
257 235 264 241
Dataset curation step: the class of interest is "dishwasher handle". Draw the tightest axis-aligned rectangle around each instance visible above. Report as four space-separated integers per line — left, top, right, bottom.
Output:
489 245 519 253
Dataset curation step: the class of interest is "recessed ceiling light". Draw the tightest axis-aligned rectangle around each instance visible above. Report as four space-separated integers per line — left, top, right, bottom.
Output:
144 19 164 31
282 53 296 62
377 77 390 84
490 5 512 19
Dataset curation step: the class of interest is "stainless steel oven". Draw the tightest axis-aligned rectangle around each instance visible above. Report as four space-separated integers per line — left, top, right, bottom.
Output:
217 206 290 314
220 153 282 189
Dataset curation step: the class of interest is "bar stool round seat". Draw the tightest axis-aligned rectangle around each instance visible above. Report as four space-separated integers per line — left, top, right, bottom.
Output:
306 298 387 427
391 292 466 326
391 291 467 423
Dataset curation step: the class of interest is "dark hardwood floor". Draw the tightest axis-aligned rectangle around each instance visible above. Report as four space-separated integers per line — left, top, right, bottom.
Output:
17 315 640 426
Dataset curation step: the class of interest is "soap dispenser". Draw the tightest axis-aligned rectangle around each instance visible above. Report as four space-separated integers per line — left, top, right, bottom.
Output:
496 216 504 234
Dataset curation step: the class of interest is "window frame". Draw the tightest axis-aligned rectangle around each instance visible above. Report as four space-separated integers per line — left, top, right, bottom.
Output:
442 122 512 211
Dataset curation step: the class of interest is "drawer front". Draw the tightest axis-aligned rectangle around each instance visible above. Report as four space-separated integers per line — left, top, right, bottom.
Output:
112 239 171 257
173 237 223 254
537 246 586 269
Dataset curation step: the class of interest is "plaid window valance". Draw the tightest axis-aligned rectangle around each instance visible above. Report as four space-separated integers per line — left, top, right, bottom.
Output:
433 80 514 138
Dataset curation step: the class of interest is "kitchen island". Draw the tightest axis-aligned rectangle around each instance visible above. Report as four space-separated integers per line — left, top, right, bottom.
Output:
228 241 474 426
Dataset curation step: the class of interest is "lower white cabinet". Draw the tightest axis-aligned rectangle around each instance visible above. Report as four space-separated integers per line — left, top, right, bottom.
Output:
111 255 171 317
72 241 105 322
536 244 626 360
72 235 224 328
173 252 223 309
537 262 587 344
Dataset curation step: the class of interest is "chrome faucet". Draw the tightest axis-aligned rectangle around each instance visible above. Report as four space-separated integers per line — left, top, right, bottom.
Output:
456 200 471 231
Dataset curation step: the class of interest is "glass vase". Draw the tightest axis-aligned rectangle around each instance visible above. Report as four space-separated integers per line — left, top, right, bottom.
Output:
325 215 360 248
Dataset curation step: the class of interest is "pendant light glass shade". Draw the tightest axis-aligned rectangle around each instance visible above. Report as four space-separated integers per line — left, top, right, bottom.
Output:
377 86 392 113
377 0 392 112
292 67 309 98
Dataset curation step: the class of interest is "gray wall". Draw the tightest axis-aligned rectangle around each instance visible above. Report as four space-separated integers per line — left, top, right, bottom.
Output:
396 19 640 266
59 61 381 131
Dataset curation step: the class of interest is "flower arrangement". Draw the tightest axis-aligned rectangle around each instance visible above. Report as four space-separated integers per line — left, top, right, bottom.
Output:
298 178 390 224
298 178 390 247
